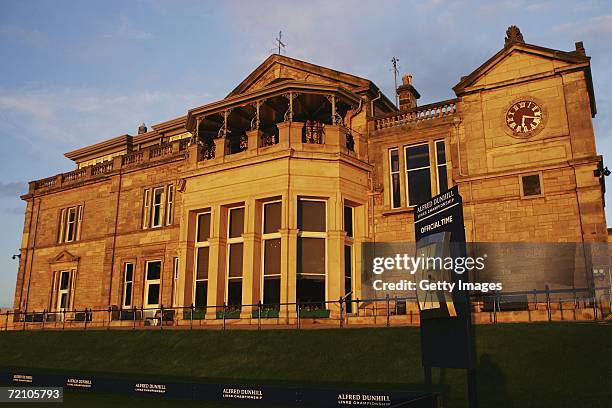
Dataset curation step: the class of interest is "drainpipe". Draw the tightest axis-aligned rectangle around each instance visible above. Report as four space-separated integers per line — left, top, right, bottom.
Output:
370 91 382 119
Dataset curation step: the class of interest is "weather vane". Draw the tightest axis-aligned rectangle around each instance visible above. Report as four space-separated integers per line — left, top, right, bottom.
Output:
275 31 286 55
391 56 399 108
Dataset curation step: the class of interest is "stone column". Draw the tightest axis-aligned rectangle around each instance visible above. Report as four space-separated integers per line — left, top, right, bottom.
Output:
206 205 227 319
280 228 298 318
240 199 259 317
277 121 304 150
214 138 226 160
246 129 263 153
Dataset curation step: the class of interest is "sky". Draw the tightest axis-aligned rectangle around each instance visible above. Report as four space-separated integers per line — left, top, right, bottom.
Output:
0 0 610 308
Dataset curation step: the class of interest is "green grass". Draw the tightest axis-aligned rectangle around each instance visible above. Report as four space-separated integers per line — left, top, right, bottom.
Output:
0 323 610 408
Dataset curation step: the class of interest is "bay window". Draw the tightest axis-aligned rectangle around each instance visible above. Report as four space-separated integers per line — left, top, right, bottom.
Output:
262 201 281 307
226 207 244 308
194 211 211 309
297 199 326 306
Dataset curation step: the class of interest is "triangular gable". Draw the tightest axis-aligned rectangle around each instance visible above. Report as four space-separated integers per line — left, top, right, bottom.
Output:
453 42 590 94
51 250 80 264
226 54 373 98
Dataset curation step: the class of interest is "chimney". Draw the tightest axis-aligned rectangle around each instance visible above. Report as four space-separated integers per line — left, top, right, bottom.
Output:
575 41 586 56
138 123 147 134
396 74 420 111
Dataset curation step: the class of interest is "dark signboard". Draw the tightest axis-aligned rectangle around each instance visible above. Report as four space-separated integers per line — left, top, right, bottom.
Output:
414 186 474 370
0 368 439 408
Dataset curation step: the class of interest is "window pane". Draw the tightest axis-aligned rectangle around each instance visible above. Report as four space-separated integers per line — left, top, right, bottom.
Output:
227 280 242 306
297 276 325 305
522 175 541 196
436 141 446 164
124 283 132 307
228 243 243 277
60 272 69 290
153 189 163 205
153 206 161 226
408 168 432 205
392 173 401 208
196 247 209 280
406 144 430 169
438 165 448 193
298 200 326 232
297 238 325 275
344 245 352 279
197 213 211 242
390 149 399 172
146 261 161 280
125 264 133 282
229 208 244 238
263 277 280 306
195 281 208 308
147 284 160 305
264 202 281 234
264 239 281 276
60 293 68 309
344 206 353 237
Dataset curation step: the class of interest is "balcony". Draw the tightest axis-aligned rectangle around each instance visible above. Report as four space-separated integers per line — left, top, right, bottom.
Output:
374 99 457 131
27 140 189 196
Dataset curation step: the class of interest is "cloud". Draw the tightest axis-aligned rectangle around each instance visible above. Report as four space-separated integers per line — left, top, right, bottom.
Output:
553 15 612 36
104 14 153 40
0 24 48 47
0 85 211 158
0 183 26 198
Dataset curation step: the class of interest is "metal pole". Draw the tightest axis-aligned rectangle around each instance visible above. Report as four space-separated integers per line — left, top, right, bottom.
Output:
42 310 46 330
222 303 226 331
545 285 551 322
296 301 300 329
190 304 194 330
4 311 8 331
386 294 390 327
133 306 136 330
160 305 164 330
258 301 262 331
339 297 343 328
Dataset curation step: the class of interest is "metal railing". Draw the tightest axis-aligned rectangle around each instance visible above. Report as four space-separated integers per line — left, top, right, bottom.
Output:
2 286 609 332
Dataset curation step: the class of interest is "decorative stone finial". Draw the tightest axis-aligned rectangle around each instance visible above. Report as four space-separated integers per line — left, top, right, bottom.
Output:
402 74 413 86
505 25 524 46
575 41 586 56
138 123 147 134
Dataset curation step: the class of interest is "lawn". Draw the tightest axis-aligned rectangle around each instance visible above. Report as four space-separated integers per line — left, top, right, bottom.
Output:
0 322 610 408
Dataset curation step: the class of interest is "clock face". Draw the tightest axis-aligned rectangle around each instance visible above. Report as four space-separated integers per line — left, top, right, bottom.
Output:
506 100 542 135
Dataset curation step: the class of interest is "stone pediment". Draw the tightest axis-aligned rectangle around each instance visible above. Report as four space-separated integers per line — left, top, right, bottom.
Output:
226 54 373 98
453 41 595 114
51 250 80 264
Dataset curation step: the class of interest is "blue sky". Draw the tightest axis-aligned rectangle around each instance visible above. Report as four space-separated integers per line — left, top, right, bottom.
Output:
0 0 610 307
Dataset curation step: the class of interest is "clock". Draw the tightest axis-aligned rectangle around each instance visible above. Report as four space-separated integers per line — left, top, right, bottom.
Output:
505 100 543 137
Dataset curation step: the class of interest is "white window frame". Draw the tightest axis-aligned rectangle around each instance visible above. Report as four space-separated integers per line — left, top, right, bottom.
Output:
58 205 83 243
434 139 448 195
122 262 134 308
172 257 179 307
143 189 151 229
194 210 211 308
225 206 245 305
261 200 282 305
404 142 432 207
144 260 162 309
343 204 354 301
389 148 401 209
166 184 174 226
296 198 328 302
151 187 165 228
57 270 70 313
